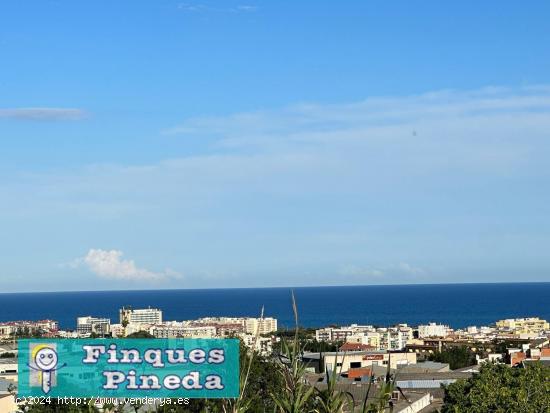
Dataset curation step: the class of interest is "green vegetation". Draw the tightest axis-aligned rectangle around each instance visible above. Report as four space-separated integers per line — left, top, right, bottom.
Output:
428 346 477 370
442 362 550 413
0 351 16 358
125 331 155 338
269 294 315 413
273 329 341 353
10 327 43 338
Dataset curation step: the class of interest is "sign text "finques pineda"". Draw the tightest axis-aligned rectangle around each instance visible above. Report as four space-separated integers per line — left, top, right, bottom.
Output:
18 338 239 398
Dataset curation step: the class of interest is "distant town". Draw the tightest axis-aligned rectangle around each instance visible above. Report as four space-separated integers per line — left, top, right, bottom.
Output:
1 308 549 412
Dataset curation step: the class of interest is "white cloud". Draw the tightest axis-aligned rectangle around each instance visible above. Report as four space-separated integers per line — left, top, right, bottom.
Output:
5 85 550 218
0 108 86 121
339 265 385 277
78 249 180 282
4 85 550 287
164 85 550 141
395 262 426 276
339 263 426 278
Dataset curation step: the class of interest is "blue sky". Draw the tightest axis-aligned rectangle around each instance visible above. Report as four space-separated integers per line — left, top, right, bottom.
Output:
1 1 549 292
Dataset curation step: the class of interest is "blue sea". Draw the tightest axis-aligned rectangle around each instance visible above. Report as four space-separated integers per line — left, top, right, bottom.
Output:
0 283 549 330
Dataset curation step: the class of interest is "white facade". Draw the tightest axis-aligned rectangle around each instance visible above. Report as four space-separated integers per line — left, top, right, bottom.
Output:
322 351 417 372
315 327 354 342
120 307 162 325
244 317 278 334
76 316 110 335
195 317 277 334
240 333 273 355
418 323 449 338
150 324 216 338
316 324 413 350
0 320 58 339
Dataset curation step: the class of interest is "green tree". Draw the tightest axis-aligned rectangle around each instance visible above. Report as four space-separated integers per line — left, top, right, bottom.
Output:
442 362 550 413
126 330 155 338
0 351 16 358
428 346 476 370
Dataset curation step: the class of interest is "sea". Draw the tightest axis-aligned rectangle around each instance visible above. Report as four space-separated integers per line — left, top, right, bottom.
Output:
0 283 549 330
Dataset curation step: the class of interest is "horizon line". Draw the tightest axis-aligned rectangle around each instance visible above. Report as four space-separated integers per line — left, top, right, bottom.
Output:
1 280 549 295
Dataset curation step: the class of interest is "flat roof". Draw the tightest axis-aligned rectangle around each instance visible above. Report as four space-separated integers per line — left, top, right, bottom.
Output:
395 372 473 381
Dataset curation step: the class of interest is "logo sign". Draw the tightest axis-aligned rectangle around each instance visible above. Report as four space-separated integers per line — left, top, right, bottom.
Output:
18 339 239 398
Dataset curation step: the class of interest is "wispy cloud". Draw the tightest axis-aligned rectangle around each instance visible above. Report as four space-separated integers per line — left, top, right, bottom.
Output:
73 249 181 282
339 263 426 278
177 2 257 13
165 85 550 141
0 108 86 121
339 265 385 278
4 85 550 287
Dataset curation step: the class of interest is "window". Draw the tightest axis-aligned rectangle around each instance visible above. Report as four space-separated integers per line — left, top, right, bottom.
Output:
350 362 361 368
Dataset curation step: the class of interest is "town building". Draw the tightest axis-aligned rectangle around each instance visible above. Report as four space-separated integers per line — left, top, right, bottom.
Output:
240 334 273 355
76 316 111 336
194 317 278 335
0 320 58 339
0 359 17 378
302 350 417 373
120 307 163 325
418 323 450 338
315 327 354 342
395 371 474 389
495 317 549 335
316 324 414 350
244 317 278 334
150 324 216 338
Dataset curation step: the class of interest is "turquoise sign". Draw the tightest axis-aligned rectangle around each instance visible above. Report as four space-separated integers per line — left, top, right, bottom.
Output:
18 338 239 398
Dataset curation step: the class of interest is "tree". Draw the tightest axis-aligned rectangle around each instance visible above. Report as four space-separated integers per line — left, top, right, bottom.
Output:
0 352 15 358
442 362 550 413
428 346 476 370
126 330 155 338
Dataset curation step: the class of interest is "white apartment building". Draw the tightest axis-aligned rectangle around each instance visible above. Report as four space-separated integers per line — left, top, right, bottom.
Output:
110 323 125 338
495 317 549 334
317 324 413 350
418 323 450 338
150 324 216 339
57 330 79 338
240 333 273 355
120 307 162 325
379 326 413 351
0 325 14 339
0 320 58 339
321 350 417 372
76 316 111 335
315 327 355 342
194 317 278 335
346 332 380 349
244 317 278 334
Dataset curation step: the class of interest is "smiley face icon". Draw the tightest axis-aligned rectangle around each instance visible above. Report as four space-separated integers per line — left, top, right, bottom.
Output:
27 344 66 394
35 347 58 371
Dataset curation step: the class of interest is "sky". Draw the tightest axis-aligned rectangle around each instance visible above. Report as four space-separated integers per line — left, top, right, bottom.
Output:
1 0 550 292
